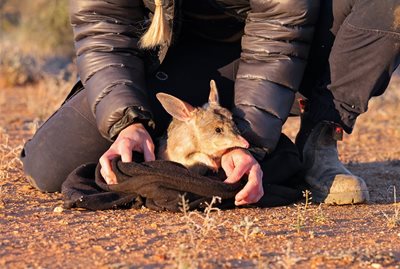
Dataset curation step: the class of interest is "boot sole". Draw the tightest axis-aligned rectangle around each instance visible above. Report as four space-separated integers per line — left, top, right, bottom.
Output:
312 189 370 205
309 174 370 205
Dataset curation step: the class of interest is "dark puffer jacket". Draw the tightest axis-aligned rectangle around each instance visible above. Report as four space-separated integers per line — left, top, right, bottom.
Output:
69 0 319 153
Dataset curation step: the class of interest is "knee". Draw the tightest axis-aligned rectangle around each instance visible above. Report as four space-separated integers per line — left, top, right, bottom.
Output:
21 148 63 193
24 173 62 193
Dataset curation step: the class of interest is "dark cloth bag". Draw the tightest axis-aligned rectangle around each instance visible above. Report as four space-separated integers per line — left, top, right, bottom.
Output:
62 134 304 212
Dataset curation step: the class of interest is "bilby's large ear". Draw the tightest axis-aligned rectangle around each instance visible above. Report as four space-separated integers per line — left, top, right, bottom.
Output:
208 80 220 105
156 93 196 122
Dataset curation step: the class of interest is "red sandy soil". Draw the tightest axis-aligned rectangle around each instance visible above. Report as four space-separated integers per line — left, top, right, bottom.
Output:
0 76 399 268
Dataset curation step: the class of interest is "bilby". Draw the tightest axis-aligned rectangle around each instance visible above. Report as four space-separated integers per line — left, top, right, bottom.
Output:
156 80 249 174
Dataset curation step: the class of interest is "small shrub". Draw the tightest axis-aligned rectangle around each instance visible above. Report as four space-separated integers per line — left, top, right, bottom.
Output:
1 0 74 56
0 45 42 87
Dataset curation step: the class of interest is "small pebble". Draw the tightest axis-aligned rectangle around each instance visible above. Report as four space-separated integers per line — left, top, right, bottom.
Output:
53 206 64 213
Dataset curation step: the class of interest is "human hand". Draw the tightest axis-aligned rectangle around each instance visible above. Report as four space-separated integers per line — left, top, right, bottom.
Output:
221 148 264 206
99 123 155 184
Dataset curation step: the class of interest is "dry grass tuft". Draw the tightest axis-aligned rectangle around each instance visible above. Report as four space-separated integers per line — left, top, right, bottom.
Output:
278 241 304 269
170 195 226 268
292 190 311 233
179 195 225 247
0 129 23 209
25 70 77 122
0 130 22 173
232 216 261 242
0 184 5 209
0 45 41 87
313 204 330 225
382 186 400 228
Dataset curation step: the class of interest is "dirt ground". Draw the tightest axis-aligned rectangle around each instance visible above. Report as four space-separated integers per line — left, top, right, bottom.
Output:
0 75 400 269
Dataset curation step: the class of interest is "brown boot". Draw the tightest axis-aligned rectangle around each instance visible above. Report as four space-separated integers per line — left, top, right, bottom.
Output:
297 121 369 205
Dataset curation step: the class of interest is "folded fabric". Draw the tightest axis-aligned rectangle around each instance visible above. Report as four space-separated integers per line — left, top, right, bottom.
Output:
62 134 304 212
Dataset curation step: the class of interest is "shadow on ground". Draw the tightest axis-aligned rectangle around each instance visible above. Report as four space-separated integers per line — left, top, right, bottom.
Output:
347 160 400 204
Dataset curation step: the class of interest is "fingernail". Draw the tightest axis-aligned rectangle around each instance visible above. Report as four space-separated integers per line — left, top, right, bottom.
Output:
106 176 114 184
236 193 244 200
235 200 243 206
224 178 234 184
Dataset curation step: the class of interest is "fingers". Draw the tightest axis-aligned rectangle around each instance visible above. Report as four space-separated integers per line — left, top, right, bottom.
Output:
99 153 118 184
99 123 156 185
224 164 248 184
118 123 155 162
221 155 234 178
235 164 264 206
120 137 155 162
119 138 133 163
223 150 252 184
142 138 156 162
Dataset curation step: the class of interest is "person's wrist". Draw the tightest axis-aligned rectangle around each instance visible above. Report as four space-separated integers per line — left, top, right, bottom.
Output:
120 122 145 135
128 122 145 130
223 147 248 155
247 146 267 161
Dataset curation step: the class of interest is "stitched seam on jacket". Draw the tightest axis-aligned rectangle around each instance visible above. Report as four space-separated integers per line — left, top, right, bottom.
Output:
84 63 138 85
235 75 298 92
235 103 283 121
92 81 136 114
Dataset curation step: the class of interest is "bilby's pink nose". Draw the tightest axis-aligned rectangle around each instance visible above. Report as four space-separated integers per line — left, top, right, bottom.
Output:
238 135 250 149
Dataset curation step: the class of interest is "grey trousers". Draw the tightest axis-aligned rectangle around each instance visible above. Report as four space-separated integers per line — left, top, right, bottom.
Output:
21 87 112 192
299 0 400 132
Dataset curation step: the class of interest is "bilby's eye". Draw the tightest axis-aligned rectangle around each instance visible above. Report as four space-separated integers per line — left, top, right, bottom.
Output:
215 127 223 133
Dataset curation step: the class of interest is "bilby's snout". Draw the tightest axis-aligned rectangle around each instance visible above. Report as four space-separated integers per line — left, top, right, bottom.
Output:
237 135 249 149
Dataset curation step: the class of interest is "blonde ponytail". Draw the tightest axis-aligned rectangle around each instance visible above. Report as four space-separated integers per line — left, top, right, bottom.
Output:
139 0 172 49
